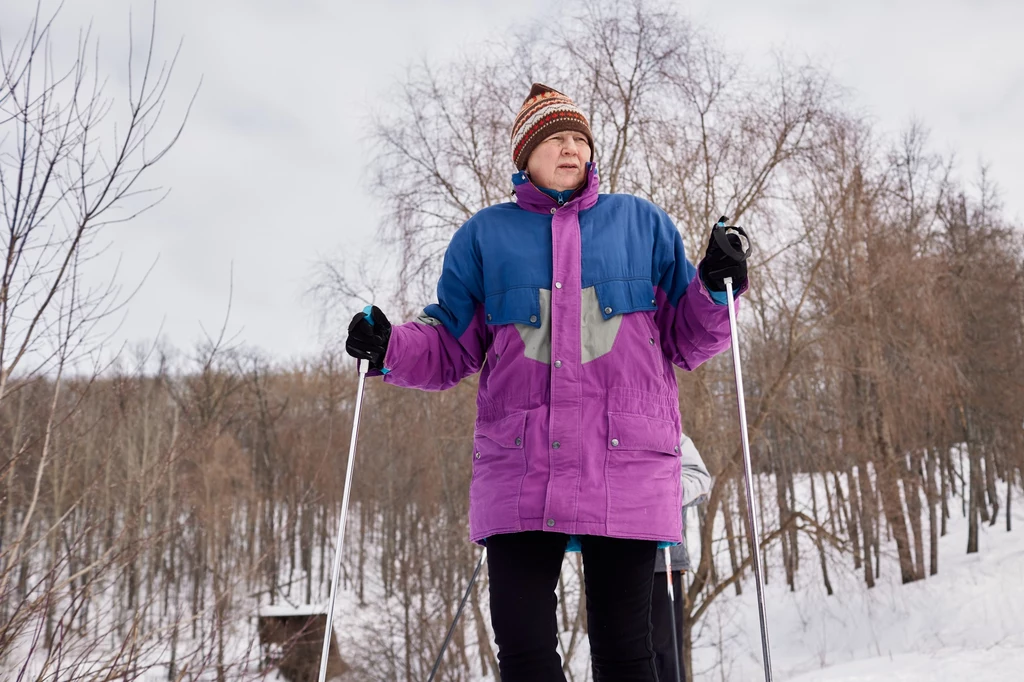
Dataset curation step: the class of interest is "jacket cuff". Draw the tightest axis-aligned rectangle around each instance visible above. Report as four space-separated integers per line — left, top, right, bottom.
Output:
361 324 408 378
698 268 748 306
380 324 409 376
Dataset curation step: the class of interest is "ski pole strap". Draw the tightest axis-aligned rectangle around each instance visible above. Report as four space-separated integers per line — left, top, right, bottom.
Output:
713 216 752 262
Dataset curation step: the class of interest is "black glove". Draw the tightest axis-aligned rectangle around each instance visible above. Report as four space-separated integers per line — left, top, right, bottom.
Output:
345 305 392 370
700 217 750 293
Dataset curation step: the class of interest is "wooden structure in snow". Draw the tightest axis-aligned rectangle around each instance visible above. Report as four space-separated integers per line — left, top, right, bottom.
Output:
256 604 348 681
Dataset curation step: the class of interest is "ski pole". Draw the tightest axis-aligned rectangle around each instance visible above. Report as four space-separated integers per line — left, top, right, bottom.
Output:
724 256 774 682
318 314 374 682
663 547 683 682
427 548 488 682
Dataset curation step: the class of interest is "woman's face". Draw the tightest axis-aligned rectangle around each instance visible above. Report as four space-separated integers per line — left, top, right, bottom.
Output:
525 131 592 192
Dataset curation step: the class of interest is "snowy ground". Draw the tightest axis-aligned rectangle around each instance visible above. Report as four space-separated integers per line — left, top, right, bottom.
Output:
318 479 1024 681
11 476 1020 681
693 486 1024 681
785 646 1024 682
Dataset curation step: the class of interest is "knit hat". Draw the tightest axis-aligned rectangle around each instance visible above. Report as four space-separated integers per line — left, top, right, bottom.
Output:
510 83 594 171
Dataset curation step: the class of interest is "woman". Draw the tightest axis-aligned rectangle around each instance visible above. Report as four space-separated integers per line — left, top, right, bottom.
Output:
346 83 747 681
652 434 713 682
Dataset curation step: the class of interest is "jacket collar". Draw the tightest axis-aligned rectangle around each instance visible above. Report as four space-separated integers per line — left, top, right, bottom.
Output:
512 162 600 214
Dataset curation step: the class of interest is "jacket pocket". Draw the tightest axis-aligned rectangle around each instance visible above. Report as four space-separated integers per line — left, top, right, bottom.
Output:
594 278 657 319
476 411 527 449
604 394 682 540
485 287 541 327
607 386 681 427
607 412 679 454
470 412 528 535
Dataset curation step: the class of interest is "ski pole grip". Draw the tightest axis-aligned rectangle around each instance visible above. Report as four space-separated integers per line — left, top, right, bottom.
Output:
713 216 752 262
363 305 375 326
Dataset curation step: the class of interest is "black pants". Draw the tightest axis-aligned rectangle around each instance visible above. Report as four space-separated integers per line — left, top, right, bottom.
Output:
651 570 686 682
486 531 659 682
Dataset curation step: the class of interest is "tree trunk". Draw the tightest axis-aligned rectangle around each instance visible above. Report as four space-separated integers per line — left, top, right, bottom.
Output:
940 446 951 536
698 504 718 587
320 503 328 593
904 452 926 580
985 448 1000 526
872 398 918 584
856 465 876 588
810 473 833 595
967 442 981 554
926 450 939 576
192 520 203 639
738 477 756 578
823 471 839 538
682 618 694 682
874 508 882 580
757 471 769 585
787 472 801 576
776 471 795 592
302 498 313 605
842 468 863 571
960 446 968 517
358 502 367 605
722 480 743 595
287 494 297 599
1008 474 1013 533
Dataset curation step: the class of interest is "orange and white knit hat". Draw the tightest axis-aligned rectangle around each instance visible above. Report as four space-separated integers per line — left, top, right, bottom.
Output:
510 83 594 170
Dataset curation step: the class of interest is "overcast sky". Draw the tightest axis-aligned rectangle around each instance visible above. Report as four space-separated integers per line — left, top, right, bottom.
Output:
3 0 1021 363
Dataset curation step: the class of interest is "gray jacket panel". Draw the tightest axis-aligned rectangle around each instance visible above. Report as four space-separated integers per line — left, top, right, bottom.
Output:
654 434 711 572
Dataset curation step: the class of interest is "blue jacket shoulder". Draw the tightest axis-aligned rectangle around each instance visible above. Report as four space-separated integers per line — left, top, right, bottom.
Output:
596 193 672 222
464 201 521 226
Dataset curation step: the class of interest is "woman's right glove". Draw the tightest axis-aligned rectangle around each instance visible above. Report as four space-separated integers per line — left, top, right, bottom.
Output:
345 305 392 371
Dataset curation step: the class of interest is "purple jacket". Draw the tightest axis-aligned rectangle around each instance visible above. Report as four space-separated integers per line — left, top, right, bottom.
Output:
381 164 738 544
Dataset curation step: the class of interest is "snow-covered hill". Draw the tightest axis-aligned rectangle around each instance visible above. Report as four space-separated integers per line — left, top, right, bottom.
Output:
16 477 1017 681
694 484 1024 681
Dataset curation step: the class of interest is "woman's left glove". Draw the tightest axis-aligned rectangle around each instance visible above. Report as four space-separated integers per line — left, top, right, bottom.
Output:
345 305 392 371
700 218 749 292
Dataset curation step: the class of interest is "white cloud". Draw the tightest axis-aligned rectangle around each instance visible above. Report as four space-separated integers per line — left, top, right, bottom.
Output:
684 0 1024 214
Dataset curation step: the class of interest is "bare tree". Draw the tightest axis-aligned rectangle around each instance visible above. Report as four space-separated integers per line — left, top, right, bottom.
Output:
0 1 195 677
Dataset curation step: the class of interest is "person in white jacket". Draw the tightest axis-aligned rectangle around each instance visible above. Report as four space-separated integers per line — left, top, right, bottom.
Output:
651 434 712 681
